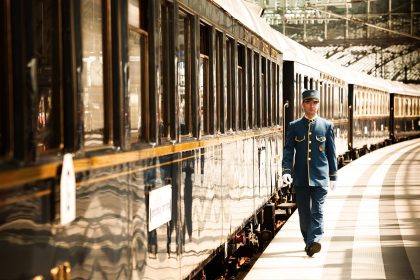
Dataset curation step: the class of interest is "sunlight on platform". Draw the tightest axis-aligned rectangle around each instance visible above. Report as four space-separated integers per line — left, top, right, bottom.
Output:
245 139 420 280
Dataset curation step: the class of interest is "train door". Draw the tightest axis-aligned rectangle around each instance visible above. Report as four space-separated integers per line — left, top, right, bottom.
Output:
390 93 395 142
282 61 295 143
348 84 354 151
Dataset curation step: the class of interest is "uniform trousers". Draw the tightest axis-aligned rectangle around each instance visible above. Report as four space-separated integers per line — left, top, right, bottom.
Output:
294 185 328 246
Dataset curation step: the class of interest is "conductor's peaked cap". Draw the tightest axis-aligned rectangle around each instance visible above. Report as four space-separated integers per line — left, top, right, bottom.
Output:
302 89 320 101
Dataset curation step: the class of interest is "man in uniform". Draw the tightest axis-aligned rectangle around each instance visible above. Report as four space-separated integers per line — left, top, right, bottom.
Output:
282 89 337 257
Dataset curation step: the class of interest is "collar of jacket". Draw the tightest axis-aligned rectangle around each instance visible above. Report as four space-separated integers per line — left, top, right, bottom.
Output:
303 115 318 124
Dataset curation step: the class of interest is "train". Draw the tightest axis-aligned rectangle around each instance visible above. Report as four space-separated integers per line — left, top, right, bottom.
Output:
0 0 419 279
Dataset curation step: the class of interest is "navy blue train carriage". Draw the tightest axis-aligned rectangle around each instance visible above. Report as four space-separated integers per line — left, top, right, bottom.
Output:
0 0 419 279
0 0 283 279
390 82 420 141
278 31 420 165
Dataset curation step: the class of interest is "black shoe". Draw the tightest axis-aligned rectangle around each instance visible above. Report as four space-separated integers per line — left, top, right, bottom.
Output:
307 242 321 257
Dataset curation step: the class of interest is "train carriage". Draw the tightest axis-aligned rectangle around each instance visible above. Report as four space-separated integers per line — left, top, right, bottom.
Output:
346 70 390 156
0 0 283 279
389 82 420 141
276 32 349 165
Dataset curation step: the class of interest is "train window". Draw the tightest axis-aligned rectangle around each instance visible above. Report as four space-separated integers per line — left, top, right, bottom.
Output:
337 87 341 118
330 84 333 118
0 87 5 158
410 98 413 116
408 98 413 116
271 61 277 126
216 30 224 133
365 91 372 116
357 91 360 116
261 57 267 127
271 62 279 125
81 0 105 147
344 88 348 118
364 91 367 116
332 85 335 119
373 93 377 115
31 0 61 155
328 84 332 119
323 84 327 118
400 97 402 117
338 88 342 118
267 60 272 126
340 88 345 118
299 78 303 116
226 37 234 131
128 0 148 144
417 98 419 116
400 97 404 117
266 59 272 126
383 94 386 115
327 84 330 118
382 94 385 115
277 64 281 124
365 92 369 115
160 3 171 141
247 48 253 129
326 84 330 118
361 91 365 115
0 95 6 158
411 97 414 116
361 91 365 116
199 56 210 136
200 24 211 136
394 97 397 117
322 83 327 118
411 98 414 116
0 1 11 159
254 52 261 128
379 93 382 115
238 44 246 130
179 11 192 137
295 74 300 120
304 76 308 90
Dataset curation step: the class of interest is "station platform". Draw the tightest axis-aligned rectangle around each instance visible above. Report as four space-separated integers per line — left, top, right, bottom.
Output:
244 138 420 280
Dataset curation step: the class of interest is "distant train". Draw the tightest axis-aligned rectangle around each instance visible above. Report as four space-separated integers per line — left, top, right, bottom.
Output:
0 0 419 280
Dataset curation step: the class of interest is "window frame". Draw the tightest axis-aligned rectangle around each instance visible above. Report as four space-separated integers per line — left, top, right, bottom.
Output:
0 0 13 160
199 22 212 137
254 52 261 128
127 0 150 145
178 10 193 139
80 0 110 148
237 43 246 130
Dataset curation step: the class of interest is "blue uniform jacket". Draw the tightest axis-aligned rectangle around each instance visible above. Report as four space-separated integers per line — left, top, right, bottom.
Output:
282 116 337 186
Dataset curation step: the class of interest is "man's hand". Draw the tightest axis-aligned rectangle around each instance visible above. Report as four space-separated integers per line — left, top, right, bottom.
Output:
329 180 337 191
282 174 293 186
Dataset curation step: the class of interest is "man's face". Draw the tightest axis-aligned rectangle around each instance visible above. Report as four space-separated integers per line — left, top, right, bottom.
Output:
302 99 319 117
